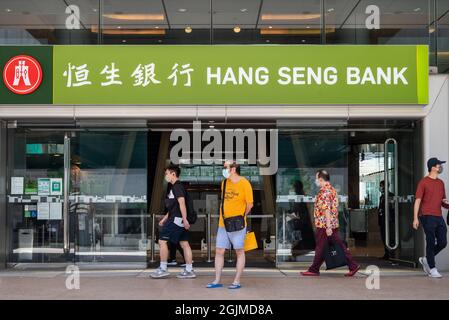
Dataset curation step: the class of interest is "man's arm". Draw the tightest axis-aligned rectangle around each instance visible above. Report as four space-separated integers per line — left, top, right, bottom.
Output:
159 212 169 226
413 198 421 230
177 197 188 222
413 180 424 230
442 184 449 209
244 181 254 216
325 210 332 228
442 200 449 209
245 202 254 216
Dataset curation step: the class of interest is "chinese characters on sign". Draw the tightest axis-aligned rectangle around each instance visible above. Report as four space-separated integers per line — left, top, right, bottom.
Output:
63 62 194 88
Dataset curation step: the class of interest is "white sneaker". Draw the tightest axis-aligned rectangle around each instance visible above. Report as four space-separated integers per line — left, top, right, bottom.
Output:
419 257 431 275
176 269 197 279
150 268 170 279
428 268 442 278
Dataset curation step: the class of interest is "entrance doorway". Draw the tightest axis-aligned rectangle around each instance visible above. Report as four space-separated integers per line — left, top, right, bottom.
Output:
5 120 423 269
147 124 277 268
276 120 423 268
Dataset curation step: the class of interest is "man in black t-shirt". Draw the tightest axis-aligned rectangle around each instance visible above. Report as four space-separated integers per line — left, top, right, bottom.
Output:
150 164 195 279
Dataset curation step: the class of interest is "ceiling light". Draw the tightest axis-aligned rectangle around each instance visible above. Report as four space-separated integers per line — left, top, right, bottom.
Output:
413 8 421 12
185 26 192 33
5 9 12 13
91 26 166 35
268 25 273 29
261 14 321 21
327 8 335 12
103 14 165 21
93 8 98 12
178 8 187 13
260 28 334 35
233 26 241 33
240 8 248 13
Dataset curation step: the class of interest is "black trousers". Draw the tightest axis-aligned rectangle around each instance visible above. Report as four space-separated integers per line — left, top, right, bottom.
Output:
420 215 447 269
169 241 185 262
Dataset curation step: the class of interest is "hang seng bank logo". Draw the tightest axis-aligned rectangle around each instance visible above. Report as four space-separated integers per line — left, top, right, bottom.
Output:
2 55 43 95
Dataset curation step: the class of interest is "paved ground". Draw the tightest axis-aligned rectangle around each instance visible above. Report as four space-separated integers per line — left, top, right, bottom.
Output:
0 265 448 300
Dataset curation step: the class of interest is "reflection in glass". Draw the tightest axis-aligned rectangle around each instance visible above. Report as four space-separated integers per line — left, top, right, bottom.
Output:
71 131 148 263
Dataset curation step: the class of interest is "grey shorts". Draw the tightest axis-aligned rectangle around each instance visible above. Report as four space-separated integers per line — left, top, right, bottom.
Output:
216 227 246 250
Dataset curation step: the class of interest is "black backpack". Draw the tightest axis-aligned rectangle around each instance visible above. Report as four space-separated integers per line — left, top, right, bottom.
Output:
184 189 197 224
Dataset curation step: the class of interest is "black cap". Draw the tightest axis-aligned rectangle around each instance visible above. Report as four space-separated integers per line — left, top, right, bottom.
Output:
427 157 446 172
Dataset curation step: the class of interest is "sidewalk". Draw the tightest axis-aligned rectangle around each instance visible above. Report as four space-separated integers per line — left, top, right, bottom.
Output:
0 267 448 300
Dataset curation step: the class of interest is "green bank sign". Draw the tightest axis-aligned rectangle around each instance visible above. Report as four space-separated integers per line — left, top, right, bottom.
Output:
1 45 428 105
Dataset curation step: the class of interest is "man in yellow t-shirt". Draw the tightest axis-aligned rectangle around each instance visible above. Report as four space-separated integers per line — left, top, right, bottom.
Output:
206 160 253 290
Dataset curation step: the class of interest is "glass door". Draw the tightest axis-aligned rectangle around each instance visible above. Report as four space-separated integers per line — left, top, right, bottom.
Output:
385 138 416 266
8 130 71 263
70 131 148 264
8 129 149 265
274 122 421 268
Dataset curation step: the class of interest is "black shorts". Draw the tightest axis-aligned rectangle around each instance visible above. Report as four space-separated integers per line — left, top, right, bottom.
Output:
159 221 189 244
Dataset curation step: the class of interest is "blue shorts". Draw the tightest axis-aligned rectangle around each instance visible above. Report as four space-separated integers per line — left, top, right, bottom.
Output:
159 221 189 244
216 227 247 250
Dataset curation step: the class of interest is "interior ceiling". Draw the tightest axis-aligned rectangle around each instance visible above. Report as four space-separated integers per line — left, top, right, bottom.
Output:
0 0 445 29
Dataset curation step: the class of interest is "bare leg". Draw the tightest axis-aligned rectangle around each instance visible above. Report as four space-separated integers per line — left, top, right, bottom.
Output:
214 248 225 283
179 241 193 265
159 240 169 263
233 249 245 284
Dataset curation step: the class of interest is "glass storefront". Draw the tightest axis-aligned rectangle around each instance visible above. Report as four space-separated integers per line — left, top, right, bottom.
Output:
275 121 422 267
4 120 423 267
0 0 448 71
7 129 148 264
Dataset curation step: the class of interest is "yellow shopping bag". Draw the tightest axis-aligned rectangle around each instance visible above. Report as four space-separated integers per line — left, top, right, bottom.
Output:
244 231 258 252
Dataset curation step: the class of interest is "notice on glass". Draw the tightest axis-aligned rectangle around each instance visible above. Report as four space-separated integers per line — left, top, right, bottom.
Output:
37 202 50 220
11 177 24 195
38 178 51 196
50 178 63 196
49 202 62 220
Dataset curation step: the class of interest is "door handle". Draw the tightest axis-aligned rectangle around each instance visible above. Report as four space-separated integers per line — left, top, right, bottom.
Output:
63 133 70 254
384 138 399 251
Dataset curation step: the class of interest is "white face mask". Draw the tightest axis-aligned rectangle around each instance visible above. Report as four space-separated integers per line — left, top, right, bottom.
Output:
315 179 321 187
222 168 230 179
164 174 171 183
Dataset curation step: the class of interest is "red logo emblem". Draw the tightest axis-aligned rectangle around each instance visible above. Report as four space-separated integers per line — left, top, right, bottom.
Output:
2 55 43 95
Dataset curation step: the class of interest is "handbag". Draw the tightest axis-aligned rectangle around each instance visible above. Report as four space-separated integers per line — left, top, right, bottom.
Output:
324 239 348 270
221 179 246 233
244 231 258 251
